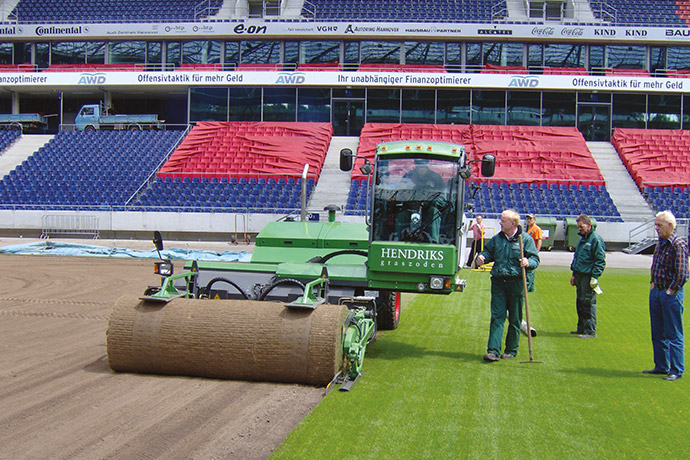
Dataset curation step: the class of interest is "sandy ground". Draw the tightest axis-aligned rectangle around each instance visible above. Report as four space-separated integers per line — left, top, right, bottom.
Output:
0 254 323 460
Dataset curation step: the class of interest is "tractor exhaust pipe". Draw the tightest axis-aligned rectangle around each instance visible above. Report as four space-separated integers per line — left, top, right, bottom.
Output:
300 163 309 222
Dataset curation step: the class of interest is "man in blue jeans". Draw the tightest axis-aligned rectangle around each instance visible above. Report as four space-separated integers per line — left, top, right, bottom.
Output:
644 210 689 381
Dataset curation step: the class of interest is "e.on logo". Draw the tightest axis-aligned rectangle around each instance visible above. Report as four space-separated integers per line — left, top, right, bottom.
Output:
508 76 539 88
77 73 106 84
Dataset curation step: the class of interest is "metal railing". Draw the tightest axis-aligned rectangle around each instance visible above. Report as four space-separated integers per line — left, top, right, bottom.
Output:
628 217 689 247
40 214 99 239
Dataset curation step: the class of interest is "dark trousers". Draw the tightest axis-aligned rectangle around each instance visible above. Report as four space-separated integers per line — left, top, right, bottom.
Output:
487 277 523 356
466 239 482 266
574 272 597 334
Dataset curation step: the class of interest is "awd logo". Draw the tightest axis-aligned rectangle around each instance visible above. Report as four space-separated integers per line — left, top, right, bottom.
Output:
275 72 305 84
78 73 106 85
508 75 539 88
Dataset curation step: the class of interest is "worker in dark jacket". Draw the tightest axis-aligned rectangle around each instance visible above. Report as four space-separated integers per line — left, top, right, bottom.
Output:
475 209 540 362
569 214 606 338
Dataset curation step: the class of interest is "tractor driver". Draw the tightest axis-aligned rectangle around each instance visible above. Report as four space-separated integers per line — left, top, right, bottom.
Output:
394 158 449 243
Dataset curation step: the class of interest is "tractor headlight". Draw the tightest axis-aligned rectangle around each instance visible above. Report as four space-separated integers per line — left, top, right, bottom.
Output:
429 276 444 290
416 282 426 292
154 261 173 276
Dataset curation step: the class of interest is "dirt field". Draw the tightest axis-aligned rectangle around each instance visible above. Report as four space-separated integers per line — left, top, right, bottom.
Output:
0 254 324 460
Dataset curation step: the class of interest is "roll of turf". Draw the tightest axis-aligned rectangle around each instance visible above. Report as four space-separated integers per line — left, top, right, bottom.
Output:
107 295 348 386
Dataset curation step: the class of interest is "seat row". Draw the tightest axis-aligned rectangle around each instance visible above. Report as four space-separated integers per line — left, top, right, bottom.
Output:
344 179 622 221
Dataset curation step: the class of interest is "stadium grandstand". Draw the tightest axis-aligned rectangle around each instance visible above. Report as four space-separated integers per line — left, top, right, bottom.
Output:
0 0 687 246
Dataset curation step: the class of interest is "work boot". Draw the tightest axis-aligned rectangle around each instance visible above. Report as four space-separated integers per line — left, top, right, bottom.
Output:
483 352 500 362
501 353 516 359
578 333 596 339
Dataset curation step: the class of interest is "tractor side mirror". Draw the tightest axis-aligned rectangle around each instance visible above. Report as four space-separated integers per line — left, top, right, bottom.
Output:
340 148 354 171
481 154 496 177
153 230 164 251
359 159 372 175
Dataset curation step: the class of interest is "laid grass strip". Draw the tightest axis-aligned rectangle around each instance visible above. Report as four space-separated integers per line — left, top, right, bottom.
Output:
271 267 688 460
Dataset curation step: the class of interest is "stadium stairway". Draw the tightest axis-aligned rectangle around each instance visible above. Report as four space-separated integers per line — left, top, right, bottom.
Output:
0 134 53 179
587 141 654 222
504 0 527 19
570 0 598 22
307 136 359 215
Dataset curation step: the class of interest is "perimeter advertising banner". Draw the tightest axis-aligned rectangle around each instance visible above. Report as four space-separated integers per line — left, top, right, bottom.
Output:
0 70 685 94
1 21 690 43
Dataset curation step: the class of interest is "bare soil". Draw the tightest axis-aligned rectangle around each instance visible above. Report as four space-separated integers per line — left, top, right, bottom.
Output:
0 254 323 460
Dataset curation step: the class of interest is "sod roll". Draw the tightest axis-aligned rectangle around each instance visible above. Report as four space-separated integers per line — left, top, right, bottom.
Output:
107 295 349 385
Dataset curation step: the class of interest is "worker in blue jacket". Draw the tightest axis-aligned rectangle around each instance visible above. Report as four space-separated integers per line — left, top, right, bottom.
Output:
475 209 540 362
569 214 606 338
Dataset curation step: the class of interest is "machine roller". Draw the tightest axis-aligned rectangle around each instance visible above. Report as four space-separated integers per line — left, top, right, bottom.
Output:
107 296 358 386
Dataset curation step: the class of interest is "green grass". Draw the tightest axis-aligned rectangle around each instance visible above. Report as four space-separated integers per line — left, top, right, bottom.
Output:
270 267 689 460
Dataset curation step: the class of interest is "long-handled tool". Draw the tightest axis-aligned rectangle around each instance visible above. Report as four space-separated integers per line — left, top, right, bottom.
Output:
518 234 543 364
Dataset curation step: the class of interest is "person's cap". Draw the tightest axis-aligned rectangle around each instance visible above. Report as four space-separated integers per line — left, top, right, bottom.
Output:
526 214 535 219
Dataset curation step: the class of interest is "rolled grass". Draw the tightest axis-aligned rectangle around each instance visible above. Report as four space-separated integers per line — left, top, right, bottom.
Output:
271 267 689 460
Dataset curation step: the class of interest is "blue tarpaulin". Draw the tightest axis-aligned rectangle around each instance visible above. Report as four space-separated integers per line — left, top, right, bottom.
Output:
0 241 252 262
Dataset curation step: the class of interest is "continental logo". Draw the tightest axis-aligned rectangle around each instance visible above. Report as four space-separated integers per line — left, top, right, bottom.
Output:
508 76 539 88
275 72 305 84
0 26 17 35
78 73 106 85
36 26 84 36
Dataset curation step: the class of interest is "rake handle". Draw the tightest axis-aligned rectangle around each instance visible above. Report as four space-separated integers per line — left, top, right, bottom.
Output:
519 234 536 361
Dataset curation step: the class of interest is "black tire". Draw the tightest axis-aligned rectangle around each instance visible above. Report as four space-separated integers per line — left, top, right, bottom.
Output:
377 291 401 330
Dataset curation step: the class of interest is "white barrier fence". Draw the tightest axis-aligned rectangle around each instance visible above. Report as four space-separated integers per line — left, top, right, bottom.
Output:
40 214 99 239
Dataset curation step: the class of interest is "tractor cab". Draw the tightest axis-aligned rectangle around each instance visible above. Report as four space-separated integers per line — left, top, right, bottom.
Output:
341 140 494 294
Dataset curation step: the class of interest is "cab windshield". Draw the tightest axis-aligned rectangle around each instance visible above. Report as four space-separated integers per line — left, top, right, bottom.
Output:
372 157 459 245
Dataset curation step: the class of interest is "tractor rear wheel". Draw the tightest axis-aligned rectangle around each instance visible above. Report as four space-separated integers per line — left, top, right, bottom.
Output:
377 291 400 330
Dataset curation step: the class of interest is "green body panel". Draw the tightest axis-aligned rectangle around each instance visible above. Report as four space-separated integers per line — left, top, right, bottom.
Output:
368 241 457 275
185 261 278 273
367 241 459 292
276 263 367 283
366 271 449 292
251 221 368 264
251 247 367 266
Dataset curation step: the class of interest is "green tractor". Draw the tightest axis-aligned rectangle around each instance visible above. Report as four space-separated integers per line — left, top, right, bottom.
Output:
107 141 495 390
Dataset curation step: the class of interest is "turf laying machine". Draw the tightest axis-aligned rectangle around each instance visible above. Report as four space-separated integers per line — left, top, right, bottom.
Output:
107 140 495 390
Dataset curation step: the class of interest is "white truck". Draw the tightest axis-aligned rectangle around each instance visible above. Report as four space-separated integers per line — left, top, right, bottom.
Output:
74 103 163 131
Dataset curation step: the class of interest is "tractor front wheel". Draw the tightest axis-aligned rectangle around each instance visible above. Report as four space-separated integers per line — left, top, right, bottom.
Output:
377 291 400 330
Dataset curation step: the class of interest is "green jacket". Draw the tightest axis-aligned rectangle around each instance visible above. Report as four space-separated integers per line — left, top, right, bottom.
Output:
570 228 606 278
479 226 540 279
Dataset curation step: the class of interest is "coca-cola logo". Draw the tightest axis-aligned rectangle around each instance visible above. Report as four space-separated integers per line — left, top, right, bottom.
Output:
532 27 554 36
561 27 585 37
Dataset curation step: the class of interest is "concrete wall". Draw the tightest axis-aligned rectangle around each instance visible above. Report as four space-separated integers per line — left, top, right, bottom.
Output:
0 209 649 247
